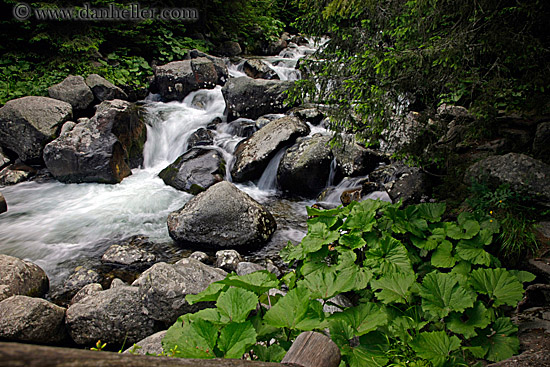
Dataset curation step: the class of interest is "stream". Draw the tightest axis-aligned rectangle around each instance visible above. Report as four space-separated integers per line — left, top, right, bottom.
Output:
0 39 350 289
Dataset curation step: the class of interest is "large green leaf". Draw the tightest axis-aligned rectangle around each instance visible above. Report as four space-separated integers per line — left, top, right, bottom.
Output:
186 282 228 305
469 268 524 307
216 287 258 323
431 240 456 268
330 302 388 336
371 272 416 304
340 232 367 249
264 285 310 329
218 321 257 358
509 270 536 283
252 344 287 362
417 202 446 222
220 271 279 295
410 331 461 367
342 201 377 232
455 239 492 266
295 300 327 331
162 318 218 358
471 317 519 362
329 319 355 348
300 268 356 299
419 271 475 319
301 221 340 254
364 236 413 275
446 301 490 338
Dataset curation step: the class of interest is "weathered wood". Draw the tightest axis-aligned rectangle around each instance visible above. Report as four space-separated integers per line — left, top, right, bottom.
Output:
281 331 341 367
0 342 283 367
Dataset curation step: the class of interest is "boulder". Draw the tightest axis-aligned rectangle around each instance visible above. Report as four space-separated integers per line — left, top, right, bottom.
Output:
222 76 293 121
387 167 431 206
132 258 226 326
124 330 166 355
533 121 550 164
153 57 227 102
189 251 211 264
0 191 6 214
215 250 242 272
0 254 49 302
85 74 129 102
0 295 67 344
0 96 72 163
52 266 102 305
224 119 257 138
261 38 287 56
159 148 225 194
236 262 265 276
69 283 103 306
48 75 94 112
436 103 472 121
278 135 333 198
0 164 36 185
214 41 242 57
289 105 325 125
231 116 309 182
66 285 157 346
243 59 279 80
43 99 146 184
332 140 386 177
101 235 157 268
167 181 277 249
187 128 214 148
465 153 550 206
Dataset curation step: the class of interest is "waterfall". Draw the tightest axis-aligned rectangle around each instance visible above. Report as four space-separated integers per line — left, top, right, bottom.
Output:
257 147 287 191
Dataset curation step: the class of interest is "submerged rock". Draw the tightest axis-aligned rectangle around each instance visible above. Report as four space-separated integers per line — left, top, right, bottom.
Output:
187 128 215 148
231 116 309 182
0 254 49 302
0 295 67 344
278 135 334 198
0 96 72 163
167 181 277 249
85 74 129 102
159 148 225 194
243 59 279 80
222 76 293 121
43 99 146 184
48 75 94 112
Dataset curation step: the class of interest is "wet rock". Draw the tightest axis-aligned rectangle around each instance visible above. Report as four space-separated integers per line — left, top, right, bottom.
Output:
69 283 103 306
261 37 287 56
0 164 36 185
187 128 215 148
288 105 324 125
101 235 158 268
237 262 265 276
189 251 210 264
290 35 309 46
66 285 157 346
0 191 6 214
332 140 386 177
243 59 279 80
215 250 242 272
387 167 431 206
0 254 49 302
154 57 227 102
48 75 94 112
222 76 293 121
85 74 129 102
0 148 10 169
255 114 283 130
124 330 166 355
339 182 386 206
159 148 225 194
231 116 309 182
225 119 257 138
52 266 102 305
0 295 67 344
465 153 550 207
533 121 550 164
213 41 242 57
278 135 333 198
132 258 226 326
43 99 146 184
0 96 72 163
167 181 277 249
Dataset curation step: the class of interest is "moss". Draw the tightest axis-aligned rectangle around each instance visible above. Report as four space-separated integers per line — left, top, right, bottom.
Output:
189 184 205 195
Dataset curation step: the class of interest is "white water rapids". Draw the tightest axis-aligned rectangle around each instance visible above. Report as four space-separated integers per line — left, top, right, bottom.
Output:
0 38 347 288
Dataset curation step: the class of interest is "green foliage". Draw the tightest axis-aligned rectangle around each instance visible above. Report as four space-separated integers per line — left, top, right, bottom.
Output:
164 199 532 366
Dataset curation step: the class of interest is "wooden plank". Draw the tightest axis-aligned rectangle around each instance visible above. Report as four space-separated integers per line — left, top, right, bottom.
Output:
0 342 283 367
281 331 341 367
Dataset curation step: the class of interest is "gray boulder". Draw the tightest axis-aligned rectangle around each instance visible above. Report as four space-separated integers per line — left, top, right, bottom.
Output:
101 235 157 267
167 181 277 249
48 75 94 111
387 167 431 206
43 99 146 184
66 285 157 346
533 121 550 164
0 192 6 214
0 254 49 302
0 295 67 344
289 105 325 125
159 148 225 194
243 59 279 80
124 330 166 355
278 135 333 198
187 128 214 148
214 41 242 57
69 283 103 306
189 251 211 264
237 262 265 276
215 250 242 272
52 266 102 305
262 38 287 56
222 76 293 121
85 74 129 102
231 116 309 182
332 140 386 177
0 96 72 163
0 164 36 186
154 57 227 101
132 258 226 326
465 153 550 206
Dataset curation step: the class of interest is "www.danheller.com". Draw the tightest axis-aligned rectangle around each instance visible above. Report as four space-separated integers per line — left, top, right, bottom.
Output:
12 2 198 21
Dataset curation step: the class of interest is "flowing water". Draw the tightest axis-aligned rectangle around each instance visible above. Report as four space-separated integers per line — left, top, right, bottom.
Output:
0 39 324 288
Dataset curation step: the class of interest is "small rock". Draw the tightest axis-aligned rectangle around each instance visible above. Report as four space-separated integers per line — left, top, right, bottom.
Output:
236 262 265 276
101 235 157 267
187 128 215 148
189 251 210 263
265 260 282 278
53 266 101 305
69 283 103 306
0 254 49 302
289 106 324 125
124 330 167 355
0 148 10 169
436 103 472 121
243 59 279 80
215 250 243 272
110 278 126 288
0 164 36 186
